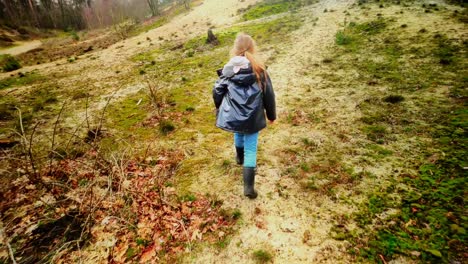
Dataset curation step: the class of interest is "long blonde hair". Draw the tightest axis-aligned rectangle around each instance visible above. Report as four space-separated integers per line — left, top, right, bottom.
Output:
230 33 266 87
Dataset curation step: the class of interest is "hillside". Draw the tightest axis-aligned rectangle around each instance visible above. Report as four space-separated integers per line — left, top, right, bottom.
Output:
0 0 466 263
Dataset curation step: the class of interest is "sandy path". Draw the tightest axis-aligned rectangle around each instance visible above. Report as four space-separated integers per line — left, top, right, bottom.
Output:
0 40 42 56
1 0 260 129
188 0 356 263
0 0 259 79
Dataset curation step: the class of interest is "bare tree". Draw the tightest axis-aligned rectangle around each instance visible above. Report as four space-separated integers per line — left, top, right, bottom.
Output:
147 0 160 17
178 0 190 10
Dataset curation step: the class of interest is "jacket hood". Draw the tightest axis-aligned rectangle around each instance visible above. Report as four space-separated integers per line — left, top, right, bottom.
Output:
229 67 257 86
222 56 250 77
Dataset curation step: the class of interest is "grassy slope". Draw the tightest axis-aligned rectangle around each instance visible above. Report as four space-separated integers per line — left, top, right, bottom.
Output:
0 0 466 263
320 2 467 263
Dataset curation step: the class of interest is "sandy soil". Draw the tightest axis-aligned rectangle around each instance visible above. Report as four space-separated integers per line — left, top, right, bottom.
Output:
0 40 42 56
187 0 357 263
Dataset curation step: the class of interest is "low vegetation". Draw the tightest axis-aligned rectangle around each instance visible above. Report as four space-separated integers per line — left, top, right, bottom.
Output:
321 3 467 263
252 249 274 263
0 54 21 72
240 0 317 21
1 0 465 262
0 6 306 262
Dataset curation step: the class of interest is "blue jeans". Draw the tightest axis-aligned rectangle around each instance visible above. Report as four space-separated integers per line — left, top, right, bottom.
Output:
234 132 259 168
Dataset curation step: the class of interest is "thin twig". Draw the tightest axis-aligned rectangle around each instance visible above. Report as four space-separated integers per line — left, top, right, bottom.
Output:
0 221 17 264
28 122 40 181
49 101 67 173
178 219 192 252
85 94 90 131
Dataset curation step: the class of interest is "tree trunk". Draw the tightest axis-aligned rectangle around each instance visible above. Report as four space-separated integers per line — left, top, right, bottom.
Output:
147 0 159 17
206 29 219 45
28 0 39 27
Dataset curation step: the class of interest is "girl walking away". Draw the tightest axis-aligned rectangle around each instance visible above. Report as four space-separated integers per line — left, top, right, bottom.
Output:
212 33 276 199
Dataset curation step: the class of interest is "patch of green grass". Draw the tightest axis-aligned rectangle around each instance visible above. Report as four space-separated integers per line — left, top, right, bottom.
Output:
366 144 393 160
106 93 149 132
242 2 290 21
70 30 79 41
335 30 353 45
240 0 316 21
0 72 42 90
183 15 302 52
328 12 467 263
363 125 387 143
29 88 58 111
433 34 461 65
180 193 196 202
353 19 387 35
231 209 242 220
215 238 230 249
355 109 467 262
0 54 21 72
125 247 137 259
252 249 273 263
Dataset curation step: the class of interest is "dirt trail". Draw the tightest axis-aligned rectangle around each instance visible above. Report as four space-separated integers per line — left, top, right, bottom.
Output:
0 0 258 79
1 0 260 130
0 40 42 56
188 0 355 263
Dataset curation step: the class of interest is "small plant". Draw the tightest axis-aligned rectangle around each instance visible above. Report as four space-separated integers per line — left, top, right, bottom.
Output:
383 95 405 104
363 125 387 143
231 209 242 220
252 249 273 263
70 30 80 41
335 30 352 45
181 193 196 202
222 159 231 167
185 49 195 57
185 106 195 112
139 69 146 75
159 120 175 135
1 54 21 72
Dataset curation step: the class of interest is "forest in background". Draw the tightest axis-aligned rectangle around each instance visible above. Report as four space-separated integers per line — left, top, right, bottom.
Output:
0 0 190 31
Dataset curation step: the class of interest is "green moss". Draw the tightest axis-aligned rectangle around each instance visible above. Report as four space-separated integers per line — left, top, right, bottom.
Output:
242 2 291 20
335 30 353 45
366 144 393 160
241 0 316 21
0 72 42 90
106 93 149 131
363 125 387 143
353 19 387 35
252 249 273 263
0 54 21 72
327 12 467 263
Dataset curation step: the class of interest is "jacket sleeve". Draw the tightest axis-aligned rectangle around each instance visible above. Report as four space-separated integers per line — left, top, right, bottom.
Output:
263 72 276 121
213 77 229 109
